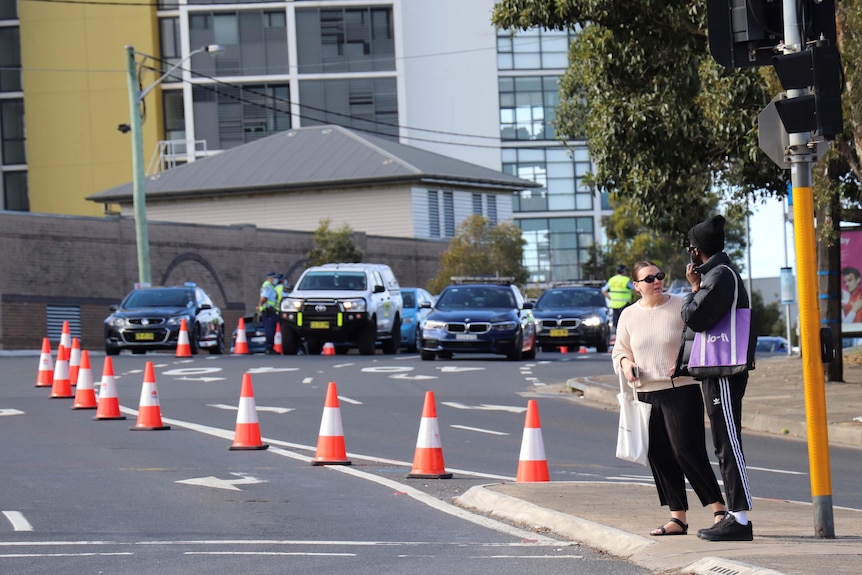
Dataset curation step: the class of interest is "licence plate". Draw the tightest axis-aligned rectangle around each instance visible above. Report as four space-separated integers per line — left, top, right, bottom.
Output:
310 321 330 329
135 332 155 341
549 329 569 337
455 334 478 341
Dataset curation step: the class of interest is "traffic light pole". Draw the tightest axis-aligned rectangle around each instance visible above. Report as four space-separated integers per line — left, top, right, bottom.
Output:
782 0 834 539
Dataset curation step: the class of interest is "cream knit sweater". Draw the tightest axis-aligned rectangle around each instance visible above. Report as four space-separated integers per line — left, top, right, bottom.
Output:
611 294 698 393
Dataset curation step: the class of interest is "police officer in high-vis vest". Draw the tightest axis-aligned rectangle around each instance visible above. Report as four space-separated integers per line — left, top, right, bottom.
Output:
602 264 634 329
259 271 279 354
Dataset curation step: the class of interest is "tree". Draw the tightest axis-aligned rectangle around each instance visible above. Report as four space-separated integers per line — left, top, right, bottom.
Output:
427 215 528 294
306 219 364 266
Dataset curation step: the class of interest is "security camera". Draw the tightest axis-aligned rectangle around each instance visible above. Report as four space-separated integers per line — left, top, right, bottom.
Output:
117 124 131 134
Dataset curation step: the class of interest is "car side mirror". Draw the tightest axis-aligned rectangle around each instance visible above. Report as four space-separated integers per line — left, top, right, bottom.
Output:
522 301 534 310
110 304 118 312
373 285 385 293
420 301 431 309
199 303 212 311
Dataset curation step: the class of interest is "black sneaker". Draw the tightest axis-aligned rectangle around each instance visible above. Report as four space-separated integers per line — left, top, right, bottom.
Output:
697 514 753 541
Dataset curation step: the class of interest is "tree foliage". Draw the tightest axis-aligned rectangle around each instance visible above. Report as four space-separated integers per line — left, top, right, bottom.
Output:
427 215 529 294
306 218 364 266
491 0 786 236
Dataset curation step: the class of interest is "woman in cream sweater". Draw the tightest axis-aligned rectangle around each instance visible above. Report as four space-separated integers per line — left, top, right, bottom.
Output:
612 261 727 536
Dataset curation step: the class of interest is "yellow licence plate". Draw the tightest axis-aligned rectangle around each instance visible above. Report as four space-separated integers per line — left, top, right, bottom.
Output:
549 329 569 337
135 332 155 341
310 321 330 329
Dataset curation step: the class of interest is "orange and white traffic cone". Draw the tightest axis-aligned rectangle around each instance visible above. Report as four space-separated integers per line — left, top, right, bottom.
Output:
559 346 568 354
59 320 72 351
50 345 74 399
407 391 452 479
233 318 249 355
71 350 98 410
94 356 126 420
229 373 268 450
273 323 283 354
579 345 588 354
68 337 82 386
131 362 170 431
175 318 192 357
311 381 351 465
35 337 54 388
516 400 550 482
321 342 336 356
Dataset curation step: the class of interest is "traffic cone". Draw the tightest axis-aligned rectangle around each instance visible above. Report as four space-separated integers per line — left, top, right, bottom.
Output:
71 350 97 410
50 345 74 399
131 362 170 431
273 323 283 354
59 320 72 351
175 318 192 357
311 381 351 465
233 318 249 355
321 342 336 356
579 345 588 354
516 400 550 482
68 338 81 386
559 346 568 354
35 338 54 388
229 373 268 450
407 391 452 479
94 356 126 420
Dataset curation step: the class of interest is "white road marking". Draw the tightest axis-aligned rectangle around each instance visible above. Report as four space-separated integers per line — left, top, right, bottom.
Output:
176 473 266 491
450 425 508 436
0 553 133 558
746 465 806 475
361 366 412 373
0 409 24 417
246 367 299 374
337 396 362 405
390 373 437 380
163 367 222 376
437 366 484 373
333 363 354 368
2 511 32 531
302 377 313 384
207 404 293 414
178 377 224 382
185 551 355 557
441 402 527 414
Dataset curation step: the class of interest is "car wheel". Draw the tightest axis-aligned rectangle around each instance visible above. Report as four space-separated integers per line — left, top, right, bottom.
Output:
282 325 299 355
306 338 324 355
437 351 453 360
410 326 421 352
106 346 120 356
189 324 200 355
420 349 436 361
357 320 376 355
523 334 537 360
209 326 225 354
507 332 524 361
381 316 399 354
596 334 610 354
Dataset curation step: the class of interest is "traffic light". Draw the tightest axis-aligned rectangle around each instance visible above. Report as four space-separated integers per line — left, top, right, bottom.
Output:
706 0 783 69
772 44 844 139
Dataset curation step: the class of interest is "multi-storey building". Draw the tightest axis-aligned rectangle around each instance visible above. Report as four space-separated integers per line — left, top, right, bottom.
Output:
7 0 610 282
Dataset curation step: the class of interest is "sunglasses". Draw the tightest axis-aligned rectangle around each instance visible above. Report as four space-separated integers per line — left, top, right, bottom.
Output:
685 246 698 253
634 272 665 284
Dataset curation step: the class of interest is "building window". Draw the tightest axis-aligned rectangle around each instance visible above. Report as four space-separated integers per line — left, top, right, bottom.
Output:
3 170 28 211
0 26 21 92
428 190 440 237
519 217 594 282
0 0 17 19
192 83 291 150
488 195 498 224
189 10 288 77
472 193 482 215
497 27 576 71
296 7 395 73
503 146 593 212
162 90 186 142
499 76 559 141
159 17 181 73
298 78 398 139
443 191 455 237
1 98 25 164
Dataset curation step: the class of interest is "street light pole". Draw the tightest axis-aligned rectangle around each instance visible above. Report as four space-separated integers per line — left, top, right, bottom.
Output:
124 44 223 286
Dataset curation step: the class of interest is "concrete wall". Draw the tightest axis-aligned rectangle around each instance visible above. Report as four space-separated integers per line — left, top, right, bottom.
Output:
0 212 446 350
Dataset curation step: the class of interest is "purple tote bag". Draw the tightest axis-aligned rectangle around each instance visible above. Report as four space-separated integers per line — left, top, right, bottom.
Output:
688 266 751 379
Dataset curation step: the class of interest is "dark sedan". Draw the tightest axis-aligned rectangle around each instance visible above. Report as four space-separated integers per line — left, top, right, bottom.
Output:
104 284 225 355
420 282 536 361
532 286 612 353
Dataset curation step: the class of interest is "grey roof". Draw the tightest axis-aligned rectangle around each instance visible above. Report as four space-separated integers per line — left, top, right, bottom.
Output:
87 125 540 203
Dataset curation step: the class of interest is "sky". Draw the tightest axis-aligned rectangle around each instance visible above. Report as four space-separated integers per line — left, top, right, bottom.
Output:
745 197 795 279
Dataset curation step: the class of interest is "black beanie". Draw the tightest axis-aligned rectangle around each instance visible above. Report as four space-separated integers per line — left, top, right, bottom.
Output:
689 215 726 255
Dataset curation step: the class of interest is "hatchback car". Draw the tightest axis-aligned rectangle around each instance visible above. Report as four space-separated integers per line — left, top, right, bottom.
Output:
420 280 536 361
755 336 790 354
104 284 225 355
532 286 612 353
400 287 434 351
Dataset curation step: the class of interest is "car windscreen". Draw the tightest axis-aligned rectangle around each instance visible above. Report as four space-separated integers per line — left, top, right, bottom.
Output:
298 272 367 291
436 287 515 309
536 289 602 309
123 289 193 309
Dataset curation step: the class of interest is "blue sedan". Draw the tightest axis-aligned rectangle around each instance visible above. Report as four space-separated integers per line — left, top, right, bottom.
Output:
400 287 434 351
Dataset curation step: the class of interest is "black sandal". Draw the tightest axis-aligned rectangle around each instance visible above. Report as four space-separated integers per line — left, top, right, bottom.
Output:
651 517 688 536
713 510 728 524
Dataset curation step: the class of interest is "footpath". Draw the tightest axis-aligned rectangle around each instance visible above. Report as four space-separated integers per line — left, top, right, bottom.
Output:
455 351 862 575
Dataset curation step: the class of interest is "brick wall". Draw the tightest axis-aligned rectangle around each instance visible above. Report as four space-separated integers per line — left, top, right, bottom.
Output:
0 212 446 350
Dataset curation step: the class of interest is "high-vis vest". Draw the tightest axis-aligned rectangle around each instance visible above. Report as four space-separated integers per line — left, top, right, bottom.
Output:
607 274 633 309
259 280 277 312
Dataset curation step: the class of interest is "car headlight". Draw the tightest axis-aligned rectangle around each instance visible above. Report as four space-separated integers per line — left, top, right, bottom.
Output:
424 319 446 330
106 317 126 327
582 316 602 327
341 298 366 312
166 316 187 327
282 298 303 312
491 321 518 331
402 317 415 325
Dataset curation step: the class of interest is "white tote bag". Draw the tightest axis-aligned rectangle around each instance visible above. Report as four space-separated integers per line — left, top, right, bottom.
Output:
615 372 651 466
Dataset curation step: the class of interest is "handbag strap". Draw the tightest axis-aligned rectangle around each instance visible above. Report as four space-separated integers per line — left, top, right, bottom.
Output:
618 371 637 401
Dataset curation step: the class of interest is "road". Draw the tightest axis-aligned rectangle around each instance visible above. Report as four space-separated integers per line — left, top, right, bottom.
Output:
1 349 858 573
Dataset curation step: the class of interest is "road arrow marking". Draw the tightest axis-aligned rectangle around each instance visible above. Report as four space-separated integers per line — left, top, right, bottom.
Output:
390 373 437 380
176 472 267 491
437 366 485 373
246 367 300 374
178 377 224 382
440 402 526 414
208 404 294 414
0 409 25 416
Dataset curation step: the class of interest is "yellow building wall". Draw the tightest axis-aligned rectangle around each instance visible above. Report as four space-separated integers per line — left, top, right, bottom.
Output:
19 1 160 216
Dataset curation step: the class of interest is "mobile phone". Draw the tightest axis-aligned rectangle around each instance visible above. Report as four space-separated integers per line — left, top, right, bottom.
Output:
632 366 639 379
